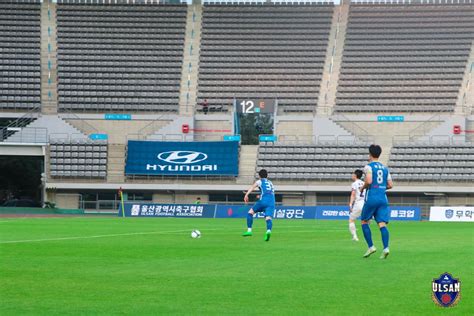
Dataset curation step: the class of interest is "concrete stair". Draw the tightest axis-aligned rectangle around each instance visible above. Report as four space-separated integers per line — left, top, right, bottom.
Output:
6 115 86 143
107 144 126 183
147 117 193 141
314 117 352 138
236 145 258 184
455 42 474 115
466 120 474 142
317 3 349 115
40 0 58 115
179 4 202 116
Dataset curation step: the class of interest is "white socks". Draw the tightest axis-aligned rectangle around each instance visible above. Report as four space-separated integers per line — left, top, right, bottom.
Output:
349 222 357 238
247 228 252 232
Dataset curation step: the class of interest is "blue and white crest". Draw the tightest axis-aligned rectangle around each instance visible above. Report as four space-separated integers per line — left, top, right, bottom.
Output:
445 209 454 219
431 273 461 307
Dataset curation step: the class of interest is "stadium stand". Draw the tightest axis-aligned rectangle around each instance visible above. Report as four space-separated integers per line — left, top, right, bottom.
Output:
0 1 41 110
5 115 86 144
49 139 108 179
56 3 187 112
256 141 369 180
336 3 474 112
198 3 334 112
389 141 474 182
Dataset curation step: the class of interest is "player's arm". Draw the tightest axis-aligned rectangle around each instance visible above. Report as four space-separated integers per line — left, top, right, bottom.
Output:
244 181 259 203
349 190 356 210
362 166 372 191
387 172 393 190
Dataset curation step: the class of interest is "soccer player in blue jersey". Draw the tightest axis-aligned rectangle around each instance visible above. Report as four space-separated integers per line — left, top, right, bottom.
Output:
242 169 275 241
361 145 393 259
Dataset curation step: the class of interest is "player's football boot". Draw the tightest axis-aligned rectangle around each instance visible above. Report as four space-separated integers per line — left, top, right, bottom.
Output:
352 236 359 242
363 247 377 258
264 231 271 241
242 231 253 237
379 249 390 259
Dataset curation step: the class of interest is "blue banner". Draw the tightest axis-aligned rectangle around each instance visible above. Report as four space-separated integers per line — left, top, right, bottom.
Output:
224 135 241 142
216 205 420 221
215 205 317 219
315 205 421 221
315 206 350 220
389 206 422 221
125 140 239 176
89 133 108 140
118 203 421 221
377 116 404 122
105 114 131 120
259 135 277 142
119 203 215 218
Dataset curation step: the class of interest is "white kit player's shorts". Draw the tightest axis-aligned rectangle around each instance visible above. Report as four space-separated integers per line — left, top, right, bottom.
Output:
350 200 364 220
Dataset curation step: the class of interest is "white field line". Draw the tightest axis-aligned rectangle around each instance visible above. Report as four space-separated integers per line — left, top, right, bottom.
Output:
0 225 340 244
0 229 220 244
0 219 28 223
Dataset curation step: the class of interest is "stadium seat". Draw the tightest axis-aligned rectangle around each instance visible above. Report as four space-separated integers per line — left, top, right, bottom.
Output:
198 3 334 112
56 3 187 112
335 3 472 112
49 139 108 179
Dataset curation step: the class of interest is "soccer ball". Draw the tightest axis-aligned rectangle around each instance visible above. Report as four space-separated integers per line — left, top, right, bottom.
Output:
191 230 201 239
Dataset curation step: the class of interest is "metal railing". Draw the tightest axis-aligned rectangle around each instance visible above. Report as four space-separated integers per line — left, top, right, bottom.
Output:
350 0 472 4
59 112 99 136
0 127 48 144
127 133 231 142
392 134 473 146
48 132 91 143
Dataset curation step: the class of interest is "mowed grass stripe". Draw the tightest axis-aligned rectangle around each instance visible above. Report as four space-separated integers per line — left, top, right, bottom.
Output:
0 218 472 315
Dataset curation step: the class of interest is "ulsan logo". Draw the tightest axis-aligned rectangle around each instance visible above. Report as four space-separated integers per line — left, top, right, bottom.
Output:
432 273 461 307
146 151 217 172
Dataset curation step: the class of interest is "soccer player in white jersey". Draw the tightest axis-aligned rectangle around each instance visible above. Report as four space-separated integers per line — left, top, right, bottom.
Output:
349 169 365 241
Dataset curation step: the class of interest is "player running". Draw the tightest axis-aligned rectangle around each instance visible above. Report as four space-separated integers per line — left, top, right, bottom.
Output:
242 169 275 241
349 169 365 241
361 145 393 259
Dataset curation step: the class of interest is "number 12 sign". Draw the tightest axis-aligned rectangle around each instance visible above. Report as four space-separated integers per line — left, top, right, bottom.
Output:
236 99 275 114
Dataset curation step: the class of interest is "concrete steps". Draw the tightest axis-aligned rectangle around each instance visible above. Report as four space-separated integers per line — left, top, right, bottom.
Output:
317 3 349 115
40 0 58 114
455 42 474 115
107 144 126 183
236 145 258 184
179 4 202 116
6 115 86 143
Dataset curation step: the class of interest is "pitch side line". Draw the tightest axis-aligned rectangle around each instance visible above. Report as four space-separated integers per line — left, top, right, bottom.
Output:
0 225 341 244
0 229 221 244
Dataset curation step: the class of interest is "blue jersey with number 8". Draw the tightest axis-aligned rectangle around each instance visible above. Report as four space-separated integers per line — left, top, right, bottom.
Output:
364 162 391 202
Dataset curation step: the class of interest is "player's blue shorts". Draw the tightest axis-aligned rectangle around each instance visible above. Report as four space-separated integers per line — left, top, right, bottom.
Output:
251 200 275 217
361 199 389 223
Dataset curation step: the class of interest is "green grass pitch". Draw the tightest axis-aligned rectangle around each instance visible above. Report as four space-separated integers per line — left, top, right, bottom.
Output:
0 217 472 315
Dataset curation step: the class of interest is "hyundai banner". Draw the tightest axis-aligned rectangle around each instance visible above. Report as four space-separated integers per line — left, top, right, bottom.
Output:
429 207 474 222
125 140 239 176
119 203 215 218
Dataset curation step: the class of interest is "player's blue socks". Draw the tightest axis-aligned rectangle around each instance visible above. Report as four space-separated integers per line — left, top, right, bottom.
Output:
247 213 253 229
361 223 373 248
380 226 389 249
266 218 272 231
